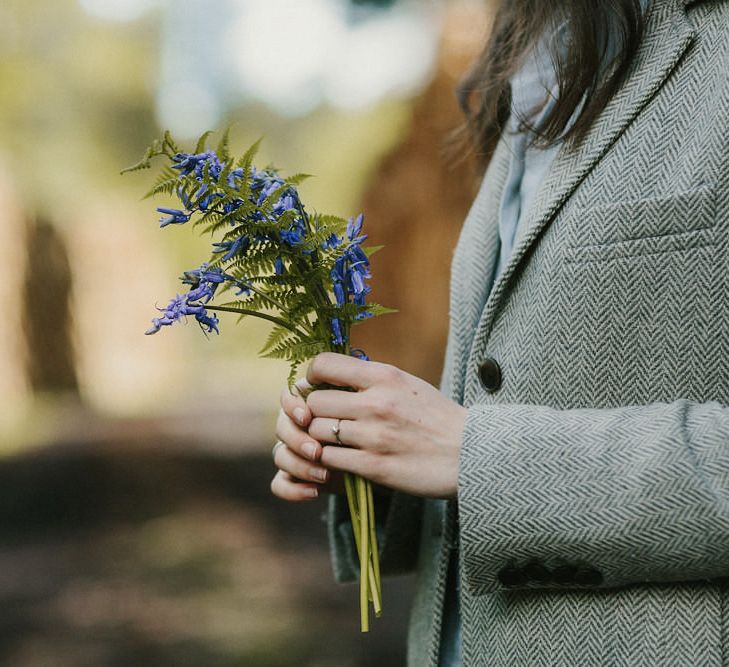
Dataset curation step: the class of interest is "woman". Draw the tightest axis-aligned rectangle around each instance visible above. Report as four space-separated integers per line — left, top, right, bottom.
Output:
272 0 729 664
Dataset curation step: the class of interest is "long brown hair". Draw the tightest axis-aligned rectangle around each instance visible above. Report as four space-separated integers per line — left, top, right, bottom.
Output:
457 0 645 161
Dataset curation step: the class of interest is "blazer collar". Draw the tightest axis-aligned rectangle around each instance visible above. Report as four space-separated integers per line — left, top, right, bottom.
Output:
461 0 696 390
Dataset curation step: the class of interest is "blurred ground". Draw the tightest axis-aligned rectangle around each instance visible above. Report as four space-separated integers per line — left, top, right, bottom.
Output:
0 419 414 666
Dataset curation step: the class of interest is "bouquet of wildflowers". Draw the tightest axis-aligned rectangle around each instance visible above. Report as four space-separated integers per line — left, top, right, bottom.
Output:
123 130 393 631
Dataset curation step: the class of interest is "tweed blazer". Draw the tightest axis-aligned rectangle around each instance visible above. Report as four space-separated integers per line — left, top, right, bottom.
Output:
328 0 729 664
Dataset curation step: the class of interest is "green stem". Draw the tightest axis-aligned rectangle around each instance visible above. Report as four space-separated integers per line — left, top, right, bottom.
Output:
235 283 315 336
205 305 308 337
357 475 370 633
344 473 361 548
366 480 382 616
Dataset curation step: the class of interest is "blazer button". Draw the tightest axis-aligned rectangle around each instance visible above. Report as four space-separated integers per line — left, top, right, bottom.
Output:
552 564 579 585
574 567 603 586
523 560 552 584
478 357 502 393
497 564 527 588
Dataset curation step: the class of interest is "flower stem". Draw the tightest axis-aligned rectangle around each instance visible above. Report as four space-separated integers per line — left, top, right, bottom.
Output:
357 475 370 633
205 305 308 337
367 480 382 616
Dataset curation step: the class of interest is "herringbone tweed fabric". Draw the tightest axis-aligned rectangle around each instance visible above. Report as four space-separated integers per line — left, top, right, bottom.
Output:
327 0 729 664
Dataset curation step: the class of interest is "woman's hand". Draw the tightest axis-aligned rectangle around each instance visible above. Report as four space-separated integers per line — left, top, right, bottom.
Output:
271 380 345 501
303 352 467 499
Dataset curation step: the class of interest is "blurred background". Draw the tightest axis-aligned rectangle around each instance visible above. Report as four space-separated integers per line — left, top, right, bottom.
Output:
0 0 490 664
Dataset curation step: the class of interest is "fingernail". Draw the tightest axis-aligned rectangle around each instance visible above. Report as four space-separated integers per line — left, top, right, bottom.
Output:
294 407 305 425
306 487 319 498
311 468 328 483
303 441 318 460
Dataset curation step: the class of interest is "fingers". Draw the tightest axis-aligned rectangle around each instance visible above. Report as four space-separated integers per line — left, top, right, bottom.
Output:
273 440 330 484
306 352 390 391
320 445 384 484
280 386 312 428
276 409 322 461
306 388 363 420
270 470 320 502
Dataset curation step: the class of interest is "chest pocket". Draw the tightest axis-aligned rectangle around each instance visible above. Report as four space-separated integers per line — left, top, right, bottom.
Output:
563 184 716 263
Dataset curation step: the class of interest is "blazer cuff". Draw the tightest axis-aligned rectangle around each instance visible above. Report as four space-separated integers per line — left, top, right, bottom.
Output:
457 401 729 594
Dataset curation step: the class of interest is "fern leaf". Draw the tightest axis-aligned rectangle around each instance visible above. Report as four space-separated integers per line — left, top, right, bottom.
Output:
195 130 213 154
216 126 232 161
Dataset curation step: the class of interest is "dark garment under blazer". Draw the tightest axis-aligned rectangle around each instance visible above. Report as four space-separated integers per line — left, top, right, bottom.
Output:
328 0 729 664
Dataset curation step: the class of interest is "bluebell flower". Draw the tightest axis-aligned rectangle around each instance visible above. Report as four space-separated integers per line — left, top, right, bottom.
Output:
145 293 219 336
233 282 251 297
280 222 305 246
349 269 367 297
157 207 191 228
181 264 232 304
223 199 243 215
195 310 220 335
322 233 342 250
346 213 367 244
272 192 299 216
274 257 284 275
330 317 345 346
212 235 250 262
250 167 286 205
350 348 370 361
227 168 244 188
176 186 192 210
333 280 346 306
172 150 223 181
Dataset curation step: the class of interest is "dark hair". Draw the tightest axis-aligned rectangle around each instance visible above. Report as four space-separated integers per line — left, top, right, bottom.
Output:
457 0 645 161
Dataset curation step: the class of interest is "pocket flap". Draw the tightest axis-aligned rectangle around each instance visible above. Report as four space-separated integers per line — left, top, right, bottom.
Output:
569 184 716 249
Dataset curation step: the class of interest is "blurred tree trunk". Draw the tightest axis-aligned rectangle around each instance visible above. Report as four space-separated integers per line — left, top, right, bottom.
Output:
22 217 79 395
351 1 492 386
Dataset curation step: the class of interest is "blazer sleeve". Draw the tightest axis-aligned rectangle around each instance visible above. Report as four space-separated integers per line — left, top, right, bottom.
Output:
458 398 729 594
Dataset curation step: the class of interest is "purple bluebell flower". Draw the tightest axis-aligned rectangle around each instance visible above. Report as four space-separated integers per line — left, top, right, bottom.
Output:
330 212 373 322
145 293 219 335
195 310 220 335
346 213 367 244
181 264 233 304
176 186 192 210
333 280 346 306
250 167 286 205
322 233 342 250
274 257 284 275
227 168 244 188
272 192 299 216
233 282 251 297
330 317 345 346
212 235 250 262
223 199 243 215
157 207 191 227
172 150 223 181
280 223 305 246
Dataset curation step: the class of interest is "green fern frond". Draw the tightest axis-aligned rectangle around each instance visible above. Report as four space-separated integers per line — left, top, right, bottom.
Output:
286 173 312 187
216 126 232 161
364 244 384 258
194 130 214 154
237 137 263 171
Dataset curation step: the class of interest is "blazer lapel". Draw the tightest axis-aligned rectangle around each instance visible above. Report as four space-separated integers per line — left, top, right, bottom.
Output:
466 0 696 374
443 137 510 404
